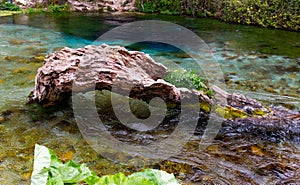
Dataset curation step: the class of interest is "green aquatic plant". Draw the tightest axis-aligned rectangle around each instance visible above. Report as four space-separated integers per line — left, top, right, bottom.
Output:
31 144 181 185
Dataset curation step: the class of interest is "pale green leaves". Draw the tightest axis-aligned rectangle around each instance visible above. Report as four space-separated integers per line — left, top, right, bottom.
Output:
85 169 180 185
31 144 181 185
31 144 92 185
31 144 51 185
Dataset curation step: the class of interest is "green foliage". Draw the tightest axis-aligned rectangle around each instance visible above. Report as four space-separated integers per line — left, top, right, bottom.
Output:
23 7 46 14
164 69 214 97
0 1 20 11
106 5 112 11
48 3 70 13
24 7 36 14
220 0 300 31
31 144 181 185
23 3 71 14
135 0 182 15
164 69 203 90
98 4 104 12
86 169 179 185
31 144 92 185
23 3 70 14
135 0 300 31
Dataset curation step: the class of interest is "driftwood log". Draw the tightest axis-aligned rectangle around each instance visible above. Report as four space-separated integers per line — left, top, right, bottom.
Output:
28 44 300 144
28 44 212 104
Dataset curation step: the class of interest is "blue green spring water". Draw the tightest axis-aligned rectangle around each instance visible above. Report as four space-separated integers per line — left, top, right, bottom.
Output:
0 12 299 184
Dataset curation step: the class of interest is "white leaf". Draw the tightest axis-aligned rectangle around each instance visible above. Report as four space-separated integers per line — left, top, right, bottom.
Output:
31 144 51 185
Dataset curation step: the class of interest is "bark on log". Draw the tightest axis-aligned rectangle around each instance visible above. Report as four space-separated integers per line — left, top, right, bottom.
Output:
28 44 300 143
28 44 211 105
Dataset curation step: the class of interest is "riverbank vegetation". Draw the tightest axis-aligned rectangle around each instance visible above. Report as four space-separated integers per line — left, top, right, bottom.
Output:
1 0 299 31
0 0 69 15
0 0 21 16
24 3 70 13
135 0 300 31
0 0 20 11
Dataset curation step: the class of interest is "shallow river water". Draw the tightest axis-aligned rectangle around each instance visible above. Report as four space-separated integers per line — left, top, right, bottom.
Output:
0 12 299 184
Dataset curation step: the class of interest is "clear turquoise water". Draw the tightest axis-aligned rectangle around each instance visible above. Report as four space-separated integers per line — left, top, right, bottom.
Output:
0 13 299 184
0 13 299 111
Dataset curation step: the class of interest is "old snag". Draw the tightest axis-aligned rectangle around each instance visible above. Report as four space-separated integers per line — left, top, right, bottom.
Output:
29 44 209 104
28 44 300 143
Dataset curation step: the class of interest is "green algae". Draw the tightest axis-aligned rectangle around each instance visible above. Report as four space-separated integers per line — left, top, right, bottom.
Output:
215 105 268 119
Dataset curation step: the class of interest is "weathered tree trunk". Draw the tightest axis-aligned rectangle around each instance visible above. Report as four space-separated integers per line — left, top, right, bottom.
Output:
28 44 300 143
28 44 211 104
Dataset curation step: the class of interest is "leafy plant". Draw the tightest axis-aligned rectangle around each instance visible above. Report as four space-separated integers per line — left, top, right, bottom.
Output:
31 144 92 185
98 4 104 12
24 7 37 14
31 144 181 185
164 69 214 95
48 3 70 13
134 0 300 31
0 1 20 11
85 169 179 185
135 0 181 15
106 5 112 11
